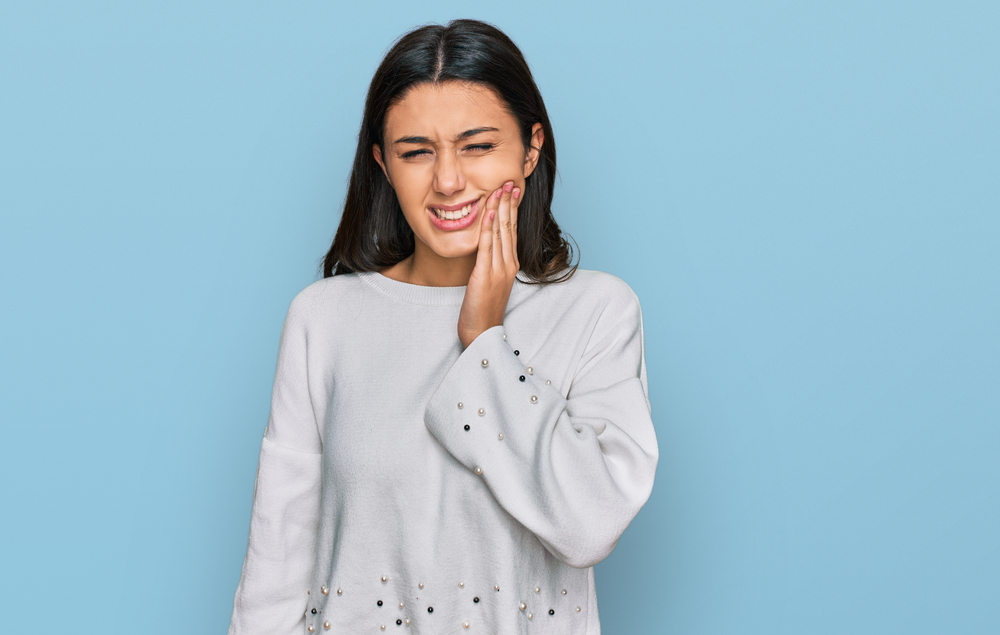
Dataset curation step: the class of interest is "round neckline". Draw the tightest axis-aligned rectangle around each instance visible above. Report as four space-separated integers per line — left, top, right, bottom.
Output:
357 270 530 307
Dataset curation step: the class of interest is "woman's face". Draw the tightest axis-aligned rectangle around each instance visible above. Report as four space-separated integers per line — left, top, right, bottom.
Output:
374 81 543 260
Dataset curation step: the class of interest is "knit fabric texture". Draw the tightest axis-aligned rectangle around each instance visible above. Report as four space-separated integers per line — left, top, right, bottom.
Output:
228 268 659 635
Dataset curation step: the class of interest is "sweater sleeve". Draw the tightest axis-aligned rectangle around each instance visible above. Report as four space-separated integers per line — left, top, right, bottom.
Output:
424 286 658 569
229 302 323 635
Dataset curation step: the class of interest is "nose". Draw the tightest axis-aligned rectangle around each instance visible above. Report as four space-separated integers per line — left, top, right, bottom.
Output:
433 149 464 197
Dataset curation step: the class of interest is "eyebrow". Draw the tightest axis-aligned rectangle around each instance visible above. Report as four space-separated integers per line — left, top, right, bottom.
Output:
393 127 499 145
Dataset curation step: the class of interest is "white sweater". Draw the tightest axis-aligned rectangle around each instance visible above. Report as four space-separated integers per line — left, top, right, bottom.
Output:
228 268 658 635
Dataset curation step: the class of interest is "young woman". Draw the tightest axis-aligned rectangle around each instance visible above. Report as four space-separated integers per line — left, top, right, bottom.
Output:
228 19 658 635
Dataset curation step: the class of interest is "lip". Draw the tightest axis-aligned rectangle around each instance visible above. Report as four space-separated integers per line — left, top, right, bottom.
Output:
427 198 480 231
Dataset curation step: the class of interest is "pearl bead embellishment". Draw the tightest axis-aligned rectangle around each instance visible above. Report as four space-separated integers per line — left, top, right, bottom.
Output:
381 575 389 583
380 625 385 631
405 618 411 625
549 609 555 615
458 581 465 588
526 367 533 374
418 582 424 589
458 402 463 409
561 589 567 595
478 407 485 416
528 612 533 619
481 359 489 367
576 606 581 612
337 588 343 595
530 395 538 404
321 586 329 595
399 601 405 608
462 621 470 629
534 586 541 593
308 627 314 633
546 379 551 385
324 621 331 630
494 585 500 591
519 603 527 611
474 466 483 475
502 334 507 340
498 432 504 440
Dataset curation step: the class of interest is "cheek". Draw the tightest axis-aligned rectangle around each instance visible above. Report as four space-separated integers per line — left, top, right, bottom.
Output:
390 165 432 207
465 151 526 186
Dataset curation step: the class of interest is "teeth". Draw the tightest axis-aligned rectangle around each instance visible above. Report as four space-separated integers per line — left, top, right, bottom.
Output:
434 203 471 220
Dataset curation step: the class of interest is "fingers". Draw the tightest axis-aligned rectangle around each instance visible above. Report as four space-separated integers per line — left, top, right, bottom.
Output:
478 187 500 268
494 181 514 271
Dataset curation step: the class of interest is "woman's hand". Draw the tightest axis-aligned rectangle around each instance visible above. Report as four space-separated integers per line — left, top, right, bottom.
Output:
457 180 521 349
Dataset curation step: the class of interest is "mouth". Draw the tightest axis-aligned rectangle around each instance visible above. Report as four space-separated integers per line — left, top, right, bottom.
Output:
427 198 480 230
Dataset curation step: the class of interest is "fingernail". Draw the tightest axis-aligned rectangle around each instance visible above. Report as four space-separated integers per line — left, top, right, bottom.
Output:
513 188 520 199
504 182 513 192
494 189 502 199
490 212 495 219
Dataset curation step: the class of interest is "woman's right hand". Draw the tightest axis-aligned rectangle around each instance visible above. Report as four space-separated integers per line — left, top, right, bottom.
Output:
457 180 521 349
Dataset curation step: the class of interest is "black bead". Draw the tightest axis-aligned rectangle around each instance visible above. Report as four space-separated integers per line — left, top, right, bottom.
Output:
549 609 555 615
427 607 434 613
473 597 480 603
311 608 317 614
377 600 383 606
519 375 525 381
514 350 520 356
464 424 470 431
396 619 402 625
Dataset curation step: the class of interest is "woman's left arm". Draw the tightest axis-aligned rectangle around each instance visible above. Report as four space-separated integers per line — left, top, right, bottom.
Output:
424 285 658 568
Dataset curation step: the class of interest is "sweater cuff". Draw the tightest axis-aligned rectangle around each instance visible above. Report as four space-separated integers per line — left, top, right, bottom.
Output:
424 325 567 477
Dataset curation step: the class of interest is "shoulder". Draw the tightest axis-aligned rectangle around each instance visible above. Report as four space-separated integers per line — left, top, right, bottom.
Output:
538 267 642 320
283 273 368 325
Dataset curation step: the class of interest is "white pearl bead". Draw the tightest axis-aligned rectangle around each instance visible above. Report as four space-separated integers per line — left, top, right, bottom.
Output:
321 586 329 595
380 625 386 631
462 620 470 629
399 601 405 608
545 379 551 385
561 589 567 595
418 582 424 589
381 575 389 583
481 358 489 367
526 367 533 374
337 588 343 595
308 627 314 633
576 606 581 612
458 402 463 409
458 581 465 588
405 618 411 625
534 586 540 593
530 395 538 403
498 432 504 440
324 621 331 630
528 612 533 619
478 407 485 416
502 334 507 340
519 602 527 611
474 466 483 475
494 585 500 591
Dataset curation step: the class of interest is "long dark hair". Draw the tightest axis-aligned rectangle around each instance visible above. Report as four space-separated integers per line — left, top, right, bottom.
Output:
322 19 577 284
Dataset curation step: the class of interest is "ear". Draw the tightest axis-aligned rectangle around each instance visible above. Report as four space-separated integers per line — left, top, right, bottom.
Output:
523 123 545 178
373 144 393 186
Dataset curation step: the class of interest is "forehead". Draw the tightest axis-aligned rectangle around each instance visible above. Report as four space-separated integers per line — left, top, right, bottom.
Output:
385 81 517 140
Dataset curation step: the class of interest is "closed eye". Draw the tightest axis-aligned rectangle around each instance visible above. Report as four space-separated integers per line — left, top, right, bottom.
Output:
400 149 432 159
465 143 495 152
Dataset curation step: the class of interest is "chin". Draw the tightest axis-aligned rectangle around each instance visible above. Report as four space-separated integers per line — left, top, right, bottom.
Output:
425 239 478 259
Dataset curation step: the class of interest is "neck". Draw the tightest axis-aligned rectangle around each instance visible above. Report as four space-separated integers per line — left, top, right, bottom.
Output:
381 242 477 287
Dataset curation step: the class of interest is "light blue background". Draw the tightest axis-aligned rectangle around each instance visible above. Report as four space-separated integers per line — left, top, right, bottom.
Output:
1 1 997 633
